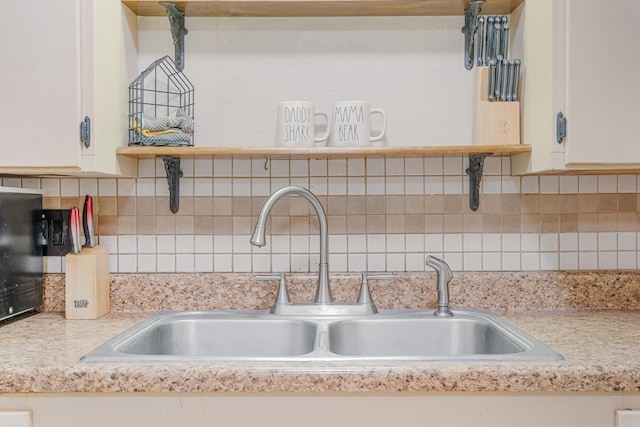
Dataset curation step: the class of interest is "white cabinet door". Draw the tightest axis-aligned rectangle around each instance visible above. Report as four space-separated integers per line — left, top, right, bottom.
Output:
563 0 640 167
2 0 82 171
0 0 137 176
512 0 640 174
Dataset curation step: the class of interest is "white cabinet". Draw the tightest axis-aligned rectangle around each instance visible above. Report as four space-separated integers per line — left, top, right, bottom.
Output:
1 0 137 176
512 0 640 174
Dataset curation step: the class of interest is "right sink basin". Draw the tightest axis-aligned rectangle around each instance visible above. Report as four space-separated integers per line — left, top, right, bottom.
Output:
327 310 559 362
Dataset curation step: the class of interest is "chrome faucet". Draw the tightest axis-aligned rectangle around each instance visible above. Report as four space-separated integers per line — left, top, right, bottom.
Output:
426 255 454 317
250 186 332 304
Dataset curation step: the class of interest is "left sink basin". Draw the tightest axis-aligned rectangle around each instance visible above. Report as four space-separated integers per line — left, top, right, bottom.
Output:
82 311 318 363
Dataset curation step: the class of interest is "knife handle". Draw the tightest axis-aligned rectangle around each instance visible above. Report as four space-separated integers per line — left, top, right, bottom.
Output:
82 195 95 248
70 207 82 254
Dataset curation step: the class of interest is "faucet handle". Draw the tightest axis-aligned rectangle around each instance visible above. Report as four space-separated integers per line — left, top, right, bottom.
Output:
256 274 290 305
357 273 392 307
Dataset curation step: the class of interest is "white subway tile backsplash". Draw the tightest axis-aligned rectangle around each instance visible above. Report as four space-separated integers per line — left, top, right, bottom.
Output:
404 175 424 195
385 158 404 176
559 176 578 194
77 179 97 197
579 252 598 270
559 252 579 270
347 177 366 195
309 159 328 176
463 252 482 271
232 178 251 196
366 176 386 195
598 175 617 193
118 236 137 254
501 253 521 271
234 254 253 272
251 254 271 273
579 233 598 251
194 158 213 177
618 232 637 251
176 254 195 272
156 236 176 254
118 254 137 273
386 253 405 271
310 177 328 195
540 252 559 270
137 254 157 272
618 175 637 193
366 158 385 176
348 235 367 253
482 233 502 252
41 179 60 197
598 232 617 251
137 235 156 254
539 176 559 194
175 235 194 254
521 176 539 194
214 254 233 272
424 157 443 176
521 252 540 271
195 254 214 272
578 175 598 193
179 159 194 177
367 235 386 253
385 176 405 195
271 159 290 177
194 177 213 197
117 179 136 197
444 157 463 175
348 253 367 271
443 176 463 195
404 157 423 175
291 254 310 272
155 178 170 197
598 251 617 270
618 252 637 270
136 178 155 196
328 177 347 195
425 176 444 195
214 159 233 177
180 178 194 197
157 254 176 272
444 234 463 252
288 159 308 177
98 179 117 197
328 159 347 176
347 158 365 176
482 253 501 271
232 159 252 177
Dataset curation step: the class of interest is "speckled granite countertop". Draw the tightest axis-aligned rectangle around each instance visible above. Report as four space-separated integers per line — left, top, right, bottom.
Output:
1 272 640 394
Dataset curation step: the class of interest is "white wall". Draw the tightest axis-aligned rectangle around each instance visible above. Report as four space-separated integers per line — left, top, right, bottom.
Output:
137 16 473 147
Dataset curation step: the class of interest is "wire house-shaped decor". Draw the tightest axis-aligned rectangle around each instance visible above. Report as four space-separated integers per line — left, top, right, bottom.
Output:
128 55 194 146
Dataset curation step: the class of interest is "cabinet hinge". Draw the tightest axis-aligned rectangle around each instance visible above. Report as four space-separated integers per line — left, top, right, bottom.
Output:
556 112 567 144
80 116 91 148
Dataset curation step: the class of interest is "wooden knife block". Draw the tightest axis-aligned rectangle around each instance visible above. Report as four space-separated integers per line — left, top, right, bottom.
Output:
65 245 110 319
472 66 521 145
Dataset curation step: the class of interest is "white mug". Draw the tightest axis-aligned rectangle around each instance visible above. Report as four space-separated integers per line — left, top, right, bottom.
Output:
331 101 387 147
276 101 330 147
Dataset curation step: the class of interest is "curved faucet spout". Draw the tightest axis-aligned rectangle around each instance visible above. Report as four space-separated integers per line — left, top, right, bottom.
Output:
250 186 332 304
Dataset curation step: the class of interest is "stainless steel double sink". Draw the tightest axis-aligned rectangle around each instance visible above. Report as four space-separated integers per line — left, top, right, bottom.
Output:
81 309 564 364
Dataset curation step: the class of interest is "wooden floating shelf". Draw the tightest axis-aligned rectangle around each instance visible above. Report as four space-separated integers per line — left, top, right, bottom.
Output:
117 144 531 159
122 0 524 17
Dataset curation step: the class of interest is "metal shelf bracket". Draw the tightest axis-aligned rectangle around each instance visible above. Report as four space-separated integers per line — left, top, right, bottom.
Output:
465 153 490 211
161 156 183 214
161 2 188 71
461 0 485 70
